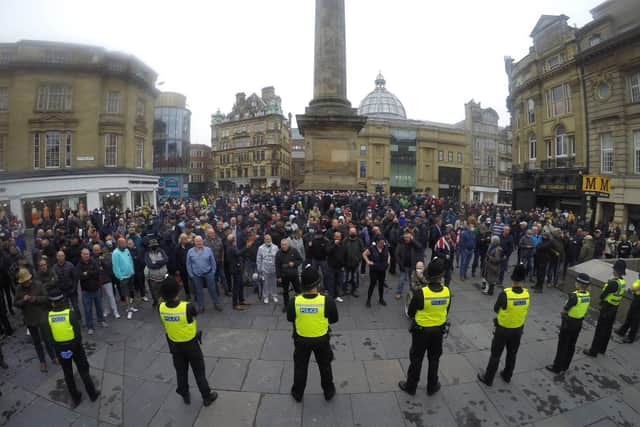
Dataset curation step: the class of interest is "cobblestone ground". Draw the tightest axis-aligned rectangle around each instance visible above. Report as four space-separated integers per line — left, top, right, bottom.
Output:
1 270 639 427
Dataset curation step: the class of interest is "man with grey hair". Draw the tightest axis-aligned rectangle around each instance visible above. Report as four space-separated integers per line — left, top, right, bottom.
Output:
187 236 221 312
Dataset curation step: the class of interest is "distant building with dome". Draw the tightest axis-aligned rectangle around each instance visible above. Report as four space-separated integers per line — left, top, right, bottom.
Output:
353 73 472 198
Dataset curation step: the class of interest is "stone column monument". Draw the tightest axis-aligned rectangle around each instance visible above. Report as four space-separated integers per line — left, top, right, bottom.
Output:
296 0 367 190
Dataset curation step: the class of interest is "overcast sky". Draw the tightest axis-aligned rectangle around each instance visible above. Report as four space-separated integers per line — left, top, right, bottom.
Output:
1 0 601 145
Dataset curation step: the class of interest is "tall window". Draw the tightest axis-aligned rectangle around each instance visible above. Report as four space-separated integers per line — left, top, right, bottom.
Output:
527 98 535 124
546 84 571 118
106 91 120 113
105 134 118 167
45 132 61 168
360 145 367 156
528 134 537 160
601 133 613 174
448 151 453 162
0 135 5 170
631 72 640 103
555 125 569 158
438 150 444 161
33 134 40 169
359 160 366 178
136 97 145 118
486 154 495 168
634 130 640 174
37 84 72 112
0 87 7 111
135 137 144 168
546 140 553 159
65 133 72 167
259 166 265 177
457 152 463 163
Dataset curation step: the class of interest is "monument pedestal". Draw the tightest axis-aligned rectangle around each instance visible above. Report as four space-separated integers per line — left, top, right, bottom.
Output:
296 113 367 191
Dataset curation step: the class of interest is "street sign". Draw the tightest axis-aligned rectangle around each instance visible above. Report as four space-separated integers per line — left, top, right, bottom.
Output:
582 175 611 198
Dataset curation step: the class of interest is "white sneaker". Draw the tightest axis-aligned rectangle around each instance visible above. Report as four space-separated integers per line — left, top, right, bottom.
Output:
26 329 31 336
103 312 109 319
88 329 94 335
272 295 278 303
129 307 139 313
263 297 269 304
127 311 133 319
100 321 108 328
335 297 344 303
114 313 121 319
142 296 149 302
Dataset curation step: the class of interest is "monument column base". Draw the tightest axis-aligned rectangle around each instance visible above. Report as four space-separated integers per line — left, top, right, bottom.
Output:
296 113 367 191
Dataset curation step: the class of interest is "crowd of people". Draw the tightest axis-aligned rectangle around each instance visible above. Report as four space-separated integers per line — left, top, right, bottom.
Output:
0 190 639 383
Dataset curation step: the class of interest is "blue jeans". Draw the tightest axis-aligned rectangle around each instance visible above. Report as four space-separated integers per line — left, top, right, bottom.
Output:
345 266 359 292
498 257 509 284
215 264 228 293
190 271 220 309
396 270 410 294
325 266 344 299
82 290 104 330
459 248 473 279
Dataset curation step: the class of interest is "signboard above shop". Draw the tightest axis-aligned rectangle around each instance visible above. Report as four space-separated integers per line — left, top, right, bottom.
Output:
582 175 611 198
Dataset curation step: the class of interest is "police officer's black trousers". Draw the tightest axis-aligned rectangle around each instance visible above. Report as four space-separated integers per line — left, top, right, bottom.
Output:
618 296 640 341
484 326 522 384
292 335 335 399
589 306 617 355
57 342 97 399
552 321 581 371
406 327 443 393
171 339 211 399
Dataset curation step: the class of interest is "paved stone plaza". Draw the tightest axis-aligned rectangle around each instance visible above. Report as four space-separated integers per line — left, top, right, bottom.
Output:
1 273 640 427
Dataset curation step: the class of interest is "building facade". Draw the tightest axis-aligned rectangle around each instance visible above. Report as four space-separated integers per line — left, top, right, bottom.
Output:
356 74 471 198
210 87 291 191
188 143 213 197
507 0 640 228
506 14 588 216
291 128 305 189
576 0 640 229
463 100 512 204
153 92 191 200
0 40 158 225
499 126 513 205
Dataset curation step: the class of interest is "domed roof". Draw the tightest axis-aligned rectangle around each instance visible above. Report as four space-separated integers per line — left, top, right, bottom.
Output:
358 73 407 120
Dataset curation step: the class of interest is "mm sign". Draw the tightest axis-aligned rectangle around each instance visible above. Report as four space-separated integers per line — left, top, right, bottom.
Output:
582 175 611 198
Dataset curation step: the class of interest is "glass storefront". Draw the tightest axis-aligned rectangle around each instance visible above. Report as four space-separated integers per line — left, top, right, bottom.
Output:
153 106 191 171
0 201 11 221
132 191 153 210
390 128 417 191
22 195 87 227
100 192 125 212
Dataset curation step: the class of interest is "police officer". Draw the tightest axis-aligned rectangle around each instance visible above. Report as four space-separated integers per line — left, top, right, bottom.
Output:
398 258 450 396
546 273 591 374
584 259 626 357
616 271 640 344
477 264 529 387
287 264 338 402
44 288 100 408
158 277 218 406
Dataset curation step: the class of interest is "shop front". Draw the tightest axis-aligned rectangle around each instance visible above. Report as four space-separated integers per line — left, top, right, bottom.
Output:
0 171 159 227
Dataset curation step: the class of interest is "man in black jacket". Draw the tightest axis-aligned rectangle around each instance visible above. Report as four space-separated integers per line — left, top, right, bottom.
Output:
326 231 346 303
276 239 303 312
343 227 364 297
53 251 80 315
76 248 106 335
395 232 423 299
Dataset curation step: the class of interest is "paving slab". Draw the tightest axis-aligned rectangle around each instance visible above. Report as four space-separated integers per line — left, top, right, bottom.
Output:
444 382 508 427
148 386 202 427
122 379 172 427
364 359 405 392
260 330 294 361
255 393 303 427
329 331 355 361
241 360 284 393
350 330 387 360
209 358 250 391
98 371 123 425
301 393 354 427
439 353 478 385
0 384 38 426
193 390 260 427
200 328 266 359
280 360 323 394
394 389 458 427
351 392 405 427
512 370 577 417
331 360 369 394
5 397 79 427
482 383 541 425
377 329 411 359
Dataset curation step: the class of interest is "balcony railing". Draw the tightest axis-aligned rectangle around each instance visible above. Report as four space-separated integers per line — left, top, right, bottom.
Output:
540 157 576 169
